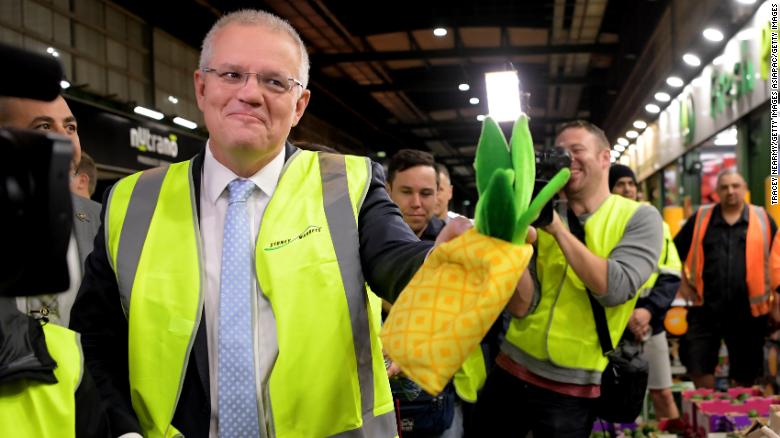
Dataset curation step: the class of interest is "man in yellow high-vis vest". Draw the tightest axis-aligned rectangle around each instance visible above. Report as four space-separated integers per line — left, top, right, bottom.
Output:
70 9 471 438
473 121 663 436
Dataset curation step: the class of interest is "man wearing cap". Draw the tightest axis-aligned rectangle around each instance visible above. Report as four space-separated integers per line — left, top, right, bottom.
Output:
610 164 682 421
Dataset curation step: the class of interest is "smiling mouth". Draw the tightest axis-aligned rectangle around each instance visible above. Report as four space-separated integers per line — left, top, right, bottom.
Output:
228 112 266 123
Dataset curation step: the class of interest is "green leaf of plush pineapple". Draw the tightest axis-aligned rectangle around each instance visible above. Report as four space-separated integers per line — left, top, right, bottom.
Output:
473 114 570 244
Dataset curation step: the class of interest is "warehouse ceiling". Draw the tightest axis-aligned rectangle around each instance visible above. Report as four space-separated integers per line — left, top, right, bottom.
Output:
111 0 673 198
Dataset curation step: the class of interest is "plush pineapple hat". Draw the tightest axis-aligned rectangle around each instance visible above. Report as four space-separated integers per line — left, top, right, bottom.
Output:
381 115 570 395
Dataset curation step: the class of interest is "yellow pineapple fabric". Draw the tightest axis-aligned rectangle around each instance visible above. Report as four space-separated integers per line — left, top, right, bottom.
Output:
381 228 532 395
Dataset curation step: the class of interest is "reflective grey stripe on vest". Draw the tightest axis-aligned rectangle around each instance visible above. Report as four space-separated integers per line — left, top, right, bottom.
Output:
318 152 375 419
331 411 397 437
688 204 713 287
115 166 169 315
751 205 772 301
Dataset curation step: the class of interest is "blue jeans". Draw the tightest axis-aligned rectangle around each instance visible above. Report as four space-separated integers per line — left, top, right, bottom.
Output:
472 367 596 438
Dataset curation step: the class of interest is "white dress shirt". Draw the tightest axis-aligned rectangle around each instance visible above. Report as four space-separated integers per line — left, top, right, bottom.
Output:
201 143 285 438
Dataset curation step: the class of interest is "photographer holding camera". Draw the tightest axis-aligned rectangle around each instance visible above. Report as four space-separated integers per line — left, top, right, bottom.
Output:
0 43 108 437
473 121 663 436
0 95 101 326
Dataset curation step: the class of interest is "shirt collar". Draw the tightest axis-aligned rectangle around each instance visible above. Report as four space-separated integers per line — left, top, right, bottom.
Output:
203 140 286 204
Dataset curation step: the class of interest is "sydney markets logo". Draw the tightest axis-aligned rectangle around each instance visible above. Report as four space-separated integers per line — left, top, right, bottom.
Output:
130 126 178 158
264 225 322 251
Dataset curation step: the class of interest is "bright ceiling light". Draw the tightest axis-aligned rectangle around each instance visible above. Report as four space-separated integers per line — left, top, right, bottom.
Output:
485 71 522 122
615 144 626 152
60 80 71 89
458 83 470 91
703 28 724 42
168 95 179 104
666 76 684 88
469 97 480 105
617 137 629 146
610 156 617 163
645 104 661 114
712 55 725 65
610 150 621 158
134 105 164 120
736 0 757 4
173 116 197 130
626 130 639 139
654 92 671 102
682 53 701 67
433 28 447 37
476 114 486 122
633 120 647 129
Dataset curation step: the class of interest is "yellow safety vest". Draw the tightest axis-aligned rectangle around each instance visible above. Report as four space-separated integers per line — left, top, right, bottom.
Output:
504 195 653 373
638 221 683 297
0 323 82 438
105 150 396 437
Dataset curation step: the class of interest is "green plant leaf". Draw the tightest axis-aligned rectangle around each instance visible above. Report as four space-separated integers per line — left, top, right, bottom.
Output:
510 114 535 214
513 168 571 243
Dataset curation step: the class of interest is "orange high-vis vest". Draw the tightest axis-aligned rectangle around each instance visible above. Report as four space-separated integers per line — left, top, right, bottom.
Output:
770 232 780 292
684 204 773 317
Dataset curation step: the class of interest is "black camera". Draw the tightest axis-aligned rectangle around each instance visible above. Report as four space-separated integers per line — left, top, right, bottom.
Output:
532 145 571 227
0 43 72 297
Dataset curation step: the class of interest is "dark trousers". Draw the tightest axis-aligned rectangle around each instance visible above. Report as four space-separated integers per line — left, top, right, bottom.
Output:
471 367 596 438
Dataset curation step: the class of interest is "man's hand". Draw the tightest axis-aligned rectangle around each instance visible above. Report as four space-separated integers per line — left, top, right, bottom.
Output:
628 308 652 341
542 209 565 238
434 216 473 246
677 277 698 304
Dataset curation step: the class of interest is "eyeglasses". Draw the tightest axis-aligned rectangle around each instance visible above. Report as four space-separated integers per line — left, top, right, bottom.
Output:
201 67 304 94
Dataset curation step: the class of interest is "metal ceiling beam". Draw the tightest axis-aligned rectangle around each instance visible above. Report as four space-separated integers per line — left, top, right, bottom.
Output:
362 75 604 92
311 43 619 65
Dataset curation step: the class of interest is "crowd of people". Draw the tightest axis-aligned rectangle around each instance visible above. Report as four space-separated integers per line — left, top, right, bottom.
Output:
1 7 779 438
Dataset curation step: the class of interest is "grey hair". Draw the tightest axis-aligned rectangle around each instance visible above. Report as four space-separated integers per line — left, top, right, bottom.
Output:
199 9 310 90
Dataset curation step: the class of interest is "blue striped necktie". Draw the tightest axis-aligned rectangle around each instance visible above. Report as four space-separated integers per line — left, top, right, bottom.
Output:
218 178 260 437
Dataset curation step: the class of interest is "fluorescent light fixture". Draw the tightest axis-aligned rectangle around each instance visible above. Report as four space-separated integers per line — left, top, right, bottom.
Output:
134 106 164 120
51 51 59 58
168 95 179 104
173 116 197 130
654 92 671 102
666 76 684 87
610 156 617 163
458 83 470 91
485 71 522 122
469 97 479 105
376 151 387 158
682 53 701 67
645 104 661 114
703 28 724 42
617 137 629 146
736 0 756 4
610 150 621 158
46 47 55 54
633 120 647 129
433 28 447 37
615 144 626 152
626 130 639 139
737 28 754 40
476 114 486 122
628 144 637 151
713 126 738 146
712 55 725 65
60 80 70 89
